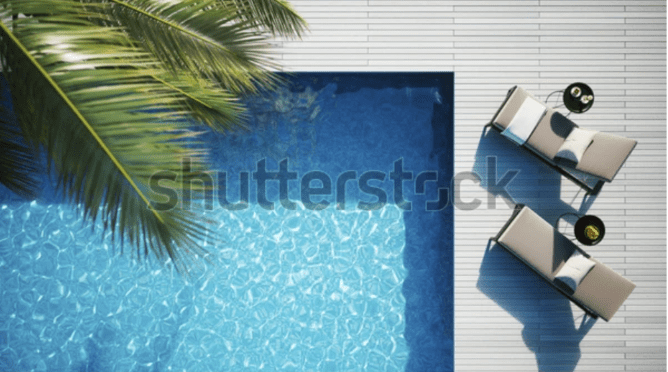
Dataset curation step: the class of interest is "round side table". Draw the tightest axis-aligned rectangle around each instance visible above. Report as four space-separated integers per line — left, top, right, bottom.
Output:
563 82 594 114
574 215 605 246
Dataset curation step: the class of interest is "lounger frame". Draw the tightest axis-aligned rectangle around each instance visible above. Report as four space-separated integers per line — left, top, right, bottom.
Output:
485 87 604 195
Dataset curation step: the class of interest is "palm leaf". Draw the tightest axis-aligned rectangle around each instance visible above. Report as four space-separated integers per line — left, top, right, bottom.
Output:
102 0 283 94
152 72 248 132
0 79 40 199
0 0 218 271
222 0 308 37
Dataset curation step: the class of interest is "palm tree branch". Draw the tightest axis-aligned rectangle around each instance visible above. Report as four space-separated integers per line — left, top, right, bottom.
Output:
153 75 216 111
223 0 307 37
151 73 248 132
0 97 40 198
0 2 224 271
105 0 280 93
109 0 233 57
0 19 166 223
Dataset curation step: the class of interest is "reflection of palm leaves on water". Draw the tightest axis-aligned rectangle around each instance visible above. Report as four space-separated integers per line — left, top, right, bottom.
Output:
0 0 307 272
273 87 321 169
216 87 321 171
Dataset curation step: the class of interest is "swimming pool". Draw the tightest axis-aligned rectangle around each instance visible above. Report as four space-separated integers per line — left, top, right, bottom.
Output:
0 72 454 371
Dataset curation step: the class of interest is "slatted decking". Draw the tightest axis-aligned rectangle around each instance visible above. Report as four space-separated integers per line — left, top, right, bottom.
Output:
278 2 667 370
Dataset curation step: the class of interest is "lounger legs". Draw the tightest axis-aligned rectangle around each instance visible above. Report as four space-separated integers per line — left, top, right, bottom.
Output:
590 180 604 195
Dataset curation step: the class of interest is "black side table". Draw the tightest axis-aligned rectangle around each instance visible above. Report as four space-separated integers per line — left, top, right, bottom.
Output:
574 215 605 245
557 212 606 246
563 82 594 114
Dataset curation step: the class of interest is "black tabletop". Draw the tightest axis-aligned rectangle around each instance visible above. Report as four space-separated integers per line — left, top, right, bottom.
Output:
574 215 605 246
563 82 594 113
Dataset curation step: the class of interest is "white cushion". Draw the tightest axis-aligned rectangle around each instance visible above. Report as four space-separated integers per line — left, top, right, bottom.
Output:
555 250 596 292
555 128 597 165
500 96 546 145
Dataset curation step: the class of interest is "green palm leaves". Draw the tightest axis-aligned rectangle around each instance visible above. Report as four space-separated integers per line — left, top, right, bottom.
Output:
106 0 281 94
222 0 307 38
0 0 306 271
0 96 40 199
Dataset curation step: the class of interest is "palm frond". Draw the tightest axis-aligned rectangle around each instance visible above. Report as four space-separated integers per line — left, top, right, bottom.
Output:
222 0 308 38
0 0 218 271
0 77 40 199
103 0 282 94
152 72 248 132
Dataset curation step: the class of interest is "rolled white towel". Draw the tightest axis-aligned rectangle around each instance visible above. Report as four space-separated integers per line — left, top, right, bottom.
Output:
500 96 546 145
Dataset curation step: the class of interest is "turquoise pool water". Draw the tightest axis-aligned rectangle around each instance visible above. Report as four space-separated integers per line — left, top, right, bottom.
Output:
0 73 453 371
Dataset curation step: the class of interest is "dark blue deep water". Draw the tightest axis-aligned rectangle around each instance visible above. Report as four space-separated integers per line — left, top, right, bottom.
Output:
0 72 453 371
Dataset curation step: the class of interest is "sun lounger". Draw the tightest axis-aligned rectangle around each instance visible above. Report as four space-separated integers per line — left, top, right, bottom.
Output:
486 86 637 194
491 204 636 321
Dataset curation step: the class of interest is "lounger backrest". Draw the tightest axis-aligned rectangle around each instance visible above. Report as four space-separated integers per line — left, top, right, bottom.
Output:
492 86 536 130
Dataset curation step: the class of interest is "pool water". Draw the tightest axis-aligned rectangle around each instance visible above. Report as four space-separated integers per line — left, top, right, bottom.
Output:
0 73 454 371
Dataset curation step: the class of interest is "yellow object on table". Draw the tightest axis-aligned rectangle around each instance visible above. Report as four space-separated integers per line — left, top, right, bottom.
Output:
584 225 600 240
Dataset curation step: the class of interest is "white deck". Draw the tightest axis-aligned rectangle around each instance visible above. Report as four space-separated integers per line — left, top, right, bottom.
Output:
280 1 667 371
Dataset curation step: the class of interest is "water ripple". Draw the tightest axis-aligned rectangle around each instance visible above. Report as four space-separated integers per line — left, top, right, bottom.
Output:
0 201 408 371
